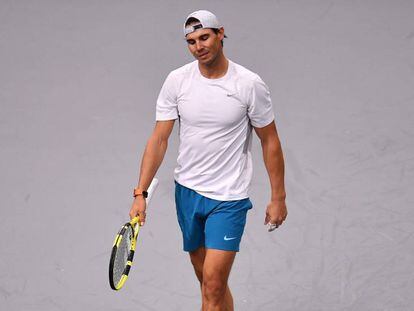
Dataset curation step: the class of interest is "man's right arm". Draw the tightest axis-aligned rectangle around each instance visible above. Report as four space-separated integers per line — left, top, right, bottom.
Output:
129 120 175 225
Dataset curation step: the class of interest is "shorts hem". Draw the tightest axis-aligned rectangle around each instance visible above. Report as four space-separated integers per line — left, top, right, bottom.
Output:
184 244 205 253
205 244 240 252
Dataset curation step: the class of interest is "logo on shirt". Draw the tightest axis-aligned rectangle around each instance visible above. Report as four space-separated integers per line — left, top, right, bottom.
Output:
226 93 236 97
224 235 237 241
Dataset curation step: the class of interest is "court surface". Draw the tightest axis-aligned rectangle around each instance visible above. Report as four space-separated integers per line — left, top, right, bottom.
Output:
1 1 413 310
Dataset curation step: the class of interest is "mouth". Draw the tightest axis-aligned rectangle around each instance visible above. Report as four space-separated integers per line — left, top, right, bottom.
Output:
198 52 209 58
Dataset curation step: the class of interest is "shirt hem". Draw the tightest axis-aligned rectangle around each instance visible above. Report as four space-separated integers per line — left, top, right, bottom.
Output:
174 179 249 202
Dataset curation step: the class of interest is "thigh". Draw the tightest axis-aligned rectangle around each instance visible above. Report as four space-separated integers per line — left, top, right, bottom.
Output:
203 248 236 284
189 247 206 270
189 247 206 283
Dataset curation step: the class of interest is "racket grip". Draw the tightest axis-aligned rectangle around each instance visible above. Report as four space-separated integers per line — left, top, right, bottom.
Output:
131 216 140 225
130 178 158 226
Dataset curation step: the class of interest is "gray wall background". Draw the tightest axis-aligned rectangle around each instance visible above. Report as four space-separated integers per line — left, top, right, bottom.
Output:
1 0 413 310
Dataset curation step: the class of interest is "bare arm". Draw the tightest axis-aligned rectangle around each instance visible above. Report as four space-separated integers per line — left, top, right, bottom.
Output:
137 120 175 190
254 121 287 228
129 120 175 224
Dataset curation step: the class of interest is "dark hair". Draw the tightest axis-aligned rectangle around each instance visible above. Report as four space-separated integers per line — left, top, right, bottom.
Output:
212 28 225 47
185 17 225 47
185 17 201 27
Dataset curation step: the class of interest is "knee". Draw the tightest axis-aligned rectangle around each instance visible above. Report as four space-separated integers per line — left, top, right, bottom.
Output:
203 276 226 301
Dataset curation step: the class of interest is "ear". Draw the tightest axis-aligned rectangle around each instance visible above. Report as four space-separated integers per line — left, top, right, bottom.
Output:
218 27 225 40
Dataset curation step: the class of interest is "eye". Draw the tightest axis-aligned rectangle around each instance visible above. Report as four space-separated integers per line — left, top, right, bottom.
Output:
201 35 209 41
187 40 195 45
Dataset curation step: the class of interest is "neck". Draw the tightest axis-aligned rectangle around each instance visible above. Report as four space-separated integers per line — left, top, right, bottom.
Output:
198 52 229 79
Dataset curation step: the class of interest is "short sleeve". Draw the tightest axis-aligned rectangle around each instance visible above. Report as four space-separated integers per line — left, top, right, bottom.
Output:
156 72 178 121
247 76 275 128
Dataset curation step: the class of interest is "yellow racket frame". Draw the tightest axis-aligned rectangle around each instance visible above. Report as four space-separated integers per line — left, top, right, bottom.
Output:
109 216 140 290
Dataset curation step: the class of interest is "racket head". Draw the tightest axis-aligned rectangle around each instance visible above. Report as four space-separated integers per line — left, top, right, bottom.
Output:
108 177 158 290
109 218 140 290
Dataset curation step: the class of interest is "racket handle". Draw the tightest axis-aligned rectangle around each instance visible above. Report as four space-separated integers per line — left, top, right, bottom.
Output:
130 178 158 225
146 177 159 204
131 216 140 225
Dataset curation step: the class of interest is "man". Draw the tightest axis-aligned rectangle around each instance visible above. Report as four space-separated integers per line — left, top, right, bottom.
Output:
129 10 287 311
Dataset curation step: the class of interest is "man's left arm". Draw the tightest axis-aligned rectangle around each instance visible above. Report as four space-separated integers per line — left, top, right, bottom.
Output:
253 121 288 229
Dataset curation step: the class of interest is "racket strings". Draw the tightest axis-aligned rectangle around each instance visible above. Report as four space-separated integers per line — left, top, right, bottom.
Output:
113 226 134 286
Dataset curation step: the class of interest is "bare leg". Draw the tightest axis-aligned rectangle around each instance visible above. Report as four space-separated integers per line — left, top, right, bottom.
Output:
189 247 206 285
224 286 234 311
189 247 235 311
201 248 236 311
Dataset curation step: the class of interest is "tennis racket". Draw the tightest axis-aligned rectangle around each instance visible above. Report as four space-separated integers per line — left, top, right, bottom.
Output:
109 177 159 290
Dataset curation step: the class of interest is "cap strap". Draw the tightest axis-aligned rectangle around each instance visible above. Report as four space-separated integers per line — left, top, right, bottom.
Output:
184 23 203 36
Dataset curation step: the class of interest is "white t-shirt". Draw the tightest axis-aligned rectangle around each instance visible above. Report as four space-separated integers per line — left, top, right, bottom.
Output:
156 59 274 201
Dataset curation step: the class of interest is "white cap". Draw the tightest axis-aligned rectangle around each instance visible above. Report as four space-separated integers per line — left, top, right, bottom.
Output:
183 10 223 37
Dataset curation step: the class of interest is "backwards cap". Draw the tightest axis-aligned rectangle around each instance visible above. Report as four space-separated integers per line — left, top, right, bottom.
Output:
183 10 224 37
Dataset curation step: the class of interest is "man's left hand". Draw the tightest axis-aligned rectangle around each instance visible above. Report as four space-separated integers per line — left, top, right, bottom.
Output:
264 199 287 230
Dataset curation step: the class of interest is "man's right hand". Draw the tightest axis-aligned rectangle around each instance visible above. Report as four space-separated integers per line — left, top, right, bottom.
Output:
129 196 147 226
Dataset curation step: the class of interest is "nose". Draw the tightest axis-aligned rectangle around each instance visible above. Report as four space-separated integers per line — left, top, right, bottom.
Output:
195 41 204 52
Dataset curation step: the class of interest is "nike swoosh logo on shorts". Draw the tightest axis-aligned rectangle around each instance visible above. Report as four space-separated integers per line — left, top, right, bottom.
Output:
224 235 237 241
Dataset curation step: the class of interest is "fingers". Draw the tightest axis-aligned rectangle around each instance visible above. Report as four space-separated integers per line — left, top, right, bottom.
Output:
265 207 288 232
129 208 146 226
270 213 287 225
273 213 287 226
129 208 136 220
267 218 282 231
264 213 270 225
129 198 147 226
137 210 146 226
264 212 285 226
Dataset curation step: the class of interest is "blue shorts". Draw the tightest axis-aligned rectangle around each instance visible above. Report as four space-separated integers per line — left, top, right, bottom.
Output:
174 180 253 252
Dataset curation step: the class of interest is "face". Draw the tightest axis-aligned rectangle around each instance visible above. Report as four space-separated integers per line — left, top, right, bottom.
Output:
185 28 224 65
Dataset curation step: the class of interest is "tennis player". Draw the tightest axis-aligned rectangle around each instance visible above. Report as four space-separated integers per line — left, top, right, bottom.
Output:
130 10 287 310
